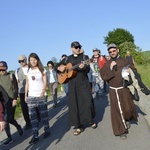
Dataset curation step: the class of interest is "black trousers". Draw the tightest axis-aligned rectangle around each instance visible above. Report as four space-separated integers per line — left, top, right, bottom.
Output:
19 93 31 126
5 100 20 138
133 70 149 90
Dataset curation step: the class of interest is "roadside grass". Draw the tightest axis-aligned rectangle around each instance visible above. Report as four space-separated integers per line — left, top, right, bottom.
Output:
15 84 62 119
136 64 150 88
15 65 150 119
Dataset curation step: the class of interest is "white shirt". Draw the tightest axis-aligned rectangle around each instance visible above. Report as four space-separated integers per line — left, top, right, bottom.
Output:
49 70 55 83
27 68 46 97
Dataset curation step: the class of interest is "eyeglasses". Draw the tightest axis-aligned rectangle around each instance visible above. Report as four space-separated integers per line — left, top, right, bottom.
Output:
108 50 117 54
0 70 6 72
74 46 81 49
18 60 25 63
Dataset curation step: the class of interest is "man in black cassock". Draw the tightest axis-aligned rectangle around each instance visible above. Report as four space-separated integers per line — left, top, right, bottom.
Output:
55 41 96 135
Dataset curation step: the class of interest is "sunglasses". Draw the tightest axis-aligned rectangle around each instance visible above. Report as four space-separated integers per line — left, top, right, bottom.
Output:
0 70 6 72
109 50 117 54
74 46 81 49
18 60 25 63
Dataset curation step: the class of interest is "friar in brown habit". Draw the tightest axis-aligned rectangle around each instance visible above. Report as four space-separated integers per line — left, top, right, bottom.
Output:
100 43 138 139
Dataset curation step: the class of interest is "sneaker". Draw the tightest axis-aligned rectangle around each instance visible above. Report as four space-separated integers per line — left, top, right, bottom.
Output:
17 125 23 135
3 137 13 146
29 136 39 145
43 131 51 139
120 133 127 139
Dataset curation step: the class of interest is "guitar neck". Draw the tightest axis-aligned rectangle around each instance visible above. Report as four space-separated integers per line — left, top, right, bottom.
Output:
68 64 79 71
68 59 89 71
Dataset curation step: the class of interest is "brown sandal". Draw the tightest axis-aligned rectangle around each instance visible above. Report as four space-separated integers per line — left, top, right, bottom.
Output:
73 128 84 136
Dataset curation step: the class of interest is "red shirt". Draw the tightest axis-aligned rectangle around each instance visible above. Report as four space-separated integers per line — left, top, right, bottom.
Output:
97 56 107 69
0 101 4 121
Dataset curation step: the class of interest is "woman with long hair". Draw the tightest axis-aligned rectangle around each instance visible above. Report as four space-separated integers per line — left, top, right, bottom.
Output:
25 53 50 145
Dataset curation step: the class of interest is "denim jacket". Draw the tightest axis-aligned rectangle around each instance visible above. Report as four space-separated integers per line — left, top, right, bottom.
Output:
46 69 58 84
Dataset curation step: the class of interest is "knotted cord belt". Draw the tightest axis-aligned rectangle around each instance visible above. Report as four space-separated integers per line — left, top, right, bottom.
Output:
110 86 127 129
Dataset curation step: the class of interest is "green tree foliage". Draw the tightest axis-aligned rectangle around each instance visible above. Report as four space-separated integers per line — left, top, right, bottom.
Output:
118 42 143 64
141 51 150 66
103 28 149 65
119 41 136 57
104 28 134 46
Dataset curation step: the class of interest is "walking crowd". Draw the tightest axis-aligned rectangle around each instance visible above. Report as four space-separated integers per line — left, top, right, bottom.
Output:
0 41 150 147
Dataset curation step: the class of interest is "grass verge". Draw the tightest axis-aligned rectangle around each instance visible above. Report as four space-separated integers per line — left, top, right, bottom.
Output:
15 84 62 119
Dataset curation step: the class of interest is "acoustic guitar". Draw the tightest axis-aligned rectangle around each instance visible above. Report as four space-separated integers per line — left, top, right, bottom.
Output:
58 59 90 84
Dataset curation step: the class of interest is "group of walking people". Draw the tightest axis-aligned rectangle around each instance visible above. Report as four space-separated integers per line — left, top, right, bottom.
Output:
0 41 150 147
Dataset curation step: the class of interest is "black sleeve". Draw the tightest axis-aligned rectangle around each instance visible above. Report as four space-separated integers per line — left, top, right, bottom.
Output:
76 55 90 73
12 74 18 99
0 85 9 106
54 58 66 73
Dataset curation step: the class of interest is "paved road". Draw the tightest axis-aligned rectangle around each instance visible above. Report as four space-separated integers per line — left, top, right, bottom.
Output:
0 91 150 150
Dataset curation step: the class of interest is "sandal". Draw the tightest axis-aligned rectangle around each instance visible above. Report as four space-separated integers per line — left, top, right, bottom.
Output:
90 123 97 129
73 128 84 136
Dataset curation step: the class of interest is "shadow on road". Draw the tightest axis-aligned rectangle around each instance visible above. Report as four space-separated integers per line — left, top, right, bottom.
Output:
92 92 109 127
0 95 70 150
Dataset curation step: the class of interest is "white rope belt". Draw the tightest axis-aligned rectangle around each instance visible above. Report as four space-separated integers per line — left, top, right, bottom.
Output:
110 86 127 129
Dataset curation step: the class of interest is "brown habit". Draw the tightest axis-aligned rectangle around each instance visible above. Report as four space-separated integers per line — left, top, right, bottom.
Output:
101 56 137 135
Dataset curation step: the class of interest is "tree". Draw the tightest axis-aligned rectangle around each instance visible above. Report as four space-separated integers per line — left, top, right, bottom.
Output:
119 41 136 58
104 28 134 46
119 42 143 65
51 57 58 63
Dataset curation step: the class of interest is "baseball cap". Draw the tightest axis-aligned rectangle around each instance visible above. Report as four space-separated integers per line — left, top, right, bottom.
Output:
93 48 101 53
0 61 8 70
18 55 27 60
107 43 117 51
71 41 82 48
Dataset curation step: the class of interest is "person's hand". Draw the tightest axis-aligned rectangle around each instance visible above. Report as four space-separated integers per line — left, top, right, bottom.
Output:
12 99 17 107
40 91 45 98
127 68 130 73
110 61 117 70
0 121 6 132
79 62 84 69
58 65 66 72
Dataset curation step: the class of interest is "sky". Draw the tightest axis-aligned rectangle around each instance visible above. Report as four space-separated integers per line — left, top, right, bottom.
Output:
0 0 150 71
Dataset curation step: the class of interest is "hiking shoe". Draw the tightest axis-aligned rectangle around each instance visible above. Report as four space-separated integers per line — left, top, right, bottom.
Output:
43 131 51 139
120 133 127 139
29 136 39 145
3 137 13 146
17 125 23 135
126 121 131 129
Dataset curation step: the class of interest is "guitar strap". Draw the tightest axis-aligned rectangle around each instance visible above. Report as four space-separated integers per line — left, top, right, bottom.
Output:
64 56 68 64
83 55 86 61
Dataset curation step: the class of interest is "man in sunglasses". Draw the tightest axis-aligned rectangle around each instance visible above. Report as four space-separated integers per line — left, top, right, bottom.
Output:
90 48 107 97
100 43 138 139
15 55 31 130
55 41 96 136
0 61 23 145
